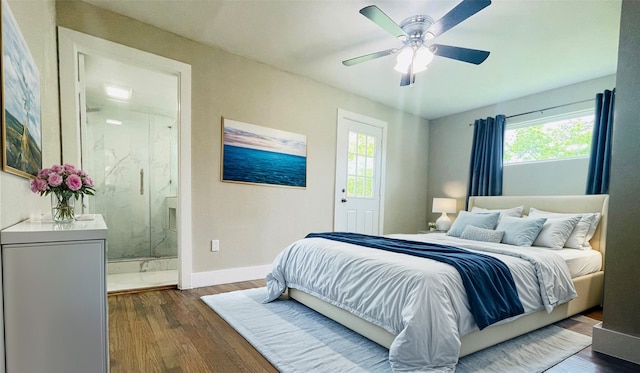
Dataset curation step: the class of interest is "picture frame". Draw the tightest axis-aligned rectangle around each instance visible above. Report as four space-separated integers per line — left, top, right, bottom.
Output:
1 0 42 179
221 117 307 188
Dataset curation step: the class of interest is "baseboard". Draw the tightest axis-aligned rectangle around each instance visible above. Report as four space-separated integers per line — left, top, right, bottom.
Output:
190 264 271 289
592 322 640 365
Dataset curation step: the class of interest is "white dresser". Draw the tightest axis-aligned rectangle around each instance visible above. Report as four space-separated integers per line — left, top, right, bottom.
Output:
0 216 109 373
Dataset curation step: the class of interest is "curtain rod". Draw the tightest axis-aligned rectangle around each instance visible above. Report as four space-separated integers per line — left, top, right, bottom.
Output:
505 98 594 119
468 98 594 126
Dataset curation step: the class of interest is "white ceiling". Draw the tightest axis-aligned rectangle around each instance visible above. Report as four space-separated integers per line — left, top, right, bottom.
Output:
82 0 621 120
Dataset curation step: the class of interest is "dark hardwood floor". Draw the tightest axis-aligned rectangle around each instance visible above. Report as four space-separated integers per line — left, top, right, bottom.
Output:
108 280 639 373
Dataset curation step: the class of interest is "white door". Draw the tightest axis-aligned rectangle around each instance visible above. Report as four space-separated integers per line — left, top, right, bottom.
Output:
334 109 387 234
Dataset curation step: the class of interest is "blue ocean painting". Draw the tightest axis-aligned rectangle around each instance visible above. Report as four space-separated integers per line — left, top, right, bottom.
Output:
223 145 307 187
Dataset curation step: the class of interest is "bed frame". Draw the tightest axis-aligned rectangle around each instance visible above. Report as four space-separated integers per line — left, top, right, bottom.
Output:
289 195 608 357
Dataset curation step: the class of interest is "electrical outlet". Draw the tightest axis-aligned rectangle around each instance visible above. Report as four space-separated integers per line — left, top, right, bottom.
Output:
211 240 220 252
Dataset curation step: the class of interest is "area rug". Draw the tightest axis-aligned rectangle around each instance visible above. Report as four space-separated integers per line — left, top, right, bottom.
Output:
201 288 592 373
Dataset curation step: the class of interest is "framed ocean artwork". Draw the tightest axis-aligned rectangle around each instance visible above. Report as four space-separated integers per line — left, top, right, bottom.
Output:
221 118 307 188
1 0 42 178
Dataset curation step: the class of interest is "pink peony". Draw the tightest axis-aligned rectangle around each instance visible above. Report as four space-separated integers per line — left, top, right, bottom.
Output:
35 179 49 192
83 176 94 187
47 173 63 187
65 174 83 191
30 179 39 193
64 164 76 175
50 164 64 173
37 168 51 178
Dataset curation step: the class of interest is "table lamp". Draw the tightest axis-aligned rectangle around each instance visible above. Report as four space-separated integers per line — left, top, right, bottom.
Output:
432 198 457 231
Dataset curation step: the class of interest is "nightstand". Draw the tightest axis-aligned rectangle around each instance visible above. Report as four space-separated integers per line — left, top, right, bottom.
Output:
418 230 446 234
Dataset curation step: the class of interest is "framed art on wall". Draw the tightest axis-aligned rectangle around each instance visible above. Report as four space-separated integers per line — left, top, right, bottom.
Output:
221 117 307 188
1 0 42 178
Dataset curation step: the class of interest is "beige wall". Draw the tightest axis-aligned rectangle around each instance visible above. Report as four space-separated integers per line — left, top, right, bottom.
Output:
1 0 59 230
55 1 429 274
426 75 616 221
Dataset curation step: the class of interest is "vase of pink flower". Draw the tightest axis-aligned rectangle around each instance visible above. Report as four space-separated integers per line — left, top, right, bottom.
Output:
30 164 95 223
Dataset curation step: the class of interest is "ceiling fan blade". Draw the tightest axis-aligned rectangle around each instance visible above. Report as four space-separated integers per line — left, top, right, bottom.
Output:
342 48 397 66
359 5 407 39
427 0 491 38
432 44 490 65
400 73 412 86
400 65 416 87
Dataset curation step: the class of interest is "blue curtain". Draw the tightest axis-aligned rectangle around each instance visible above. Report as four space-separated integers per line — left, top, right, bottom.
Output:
586 89 615 195
466 115 506 208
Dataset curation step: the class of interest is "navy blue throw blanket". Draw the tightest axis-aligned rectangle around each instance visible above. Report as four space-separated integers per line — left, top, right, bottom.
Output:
306 232 524 329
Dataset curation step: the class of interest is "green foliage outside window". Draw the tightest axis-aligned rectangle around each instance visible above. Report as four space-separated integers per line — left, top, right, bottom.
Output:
504 115 594 164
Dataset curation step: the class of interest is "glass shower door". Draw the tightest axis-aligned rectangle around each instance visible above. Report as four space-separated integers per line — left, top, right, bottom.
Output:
84 106 152 260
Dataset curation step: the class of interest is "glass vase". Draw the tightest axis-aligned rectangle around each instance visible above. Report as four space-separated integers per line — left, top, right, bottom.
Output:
51 192 76 223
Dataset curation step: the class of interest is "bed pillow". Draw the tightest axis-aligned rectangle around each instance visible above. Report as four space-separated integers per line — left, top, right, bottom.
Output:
471 205 524 223
446 211 500 238
528 208 601 249
532 216 581 250
496 216 547 247
460 225 505 243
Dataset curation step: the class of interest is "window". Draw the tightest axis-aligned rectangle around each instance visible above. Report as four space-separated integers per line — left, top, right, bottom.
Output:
504 110 595 164
346 131 376 198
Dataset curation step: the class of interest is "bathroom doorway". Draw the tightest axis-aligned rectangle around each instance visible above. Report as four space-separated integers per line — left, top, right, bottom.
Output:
84 53 178 291
58 27 193 291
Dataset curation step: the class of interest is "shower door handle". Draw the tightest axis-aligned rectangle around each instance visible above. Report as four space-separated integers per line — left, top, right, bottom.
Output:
140 169 144 195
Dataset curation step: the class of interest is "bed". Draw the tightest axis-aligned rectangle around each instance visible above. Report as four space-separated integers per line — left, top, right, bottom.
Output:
264 195 608 372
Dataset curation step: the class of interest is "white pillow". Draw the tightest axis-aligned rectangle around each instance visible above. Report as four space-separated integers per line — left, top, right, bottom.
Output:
496 216 547 247
532 216 582 250
528 208 601 249
446 211 500 237
460 225 505 243
471 205 524 223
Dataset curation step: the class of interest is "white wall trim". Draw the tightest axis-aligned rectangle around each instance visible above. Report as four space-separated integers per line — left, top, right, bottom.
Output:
593 323 640 365
191 265 272 289
57 27 193 289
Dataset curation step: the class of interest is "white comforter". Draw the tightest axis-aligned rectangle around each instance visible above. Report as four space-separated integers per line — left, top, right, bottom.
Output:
264 233 577 372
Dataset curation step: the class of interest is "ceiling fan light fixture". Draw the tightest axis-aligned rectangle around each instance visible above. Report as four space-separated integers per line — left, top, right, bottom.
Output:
393 47 414 73
394 45 433 74
414 46 434 70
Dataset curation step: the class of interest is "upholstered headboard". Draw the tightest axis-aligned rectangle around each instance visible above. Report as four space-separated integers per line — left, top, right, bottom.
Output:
467 195 609 257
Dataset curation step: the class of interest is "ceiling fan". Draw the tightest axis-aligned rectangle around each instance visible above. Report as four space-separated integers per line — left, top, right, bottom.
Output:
343 0 492 86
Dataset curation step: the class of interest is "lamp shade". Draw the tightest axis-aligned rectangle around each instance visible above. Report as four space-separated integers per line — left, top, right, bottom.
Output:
432 198 457 214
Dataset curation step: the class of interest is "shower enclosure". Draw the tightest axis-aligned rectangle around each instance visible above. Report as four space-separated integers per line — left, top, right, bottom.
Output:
78 51 180 289
84 105 178 266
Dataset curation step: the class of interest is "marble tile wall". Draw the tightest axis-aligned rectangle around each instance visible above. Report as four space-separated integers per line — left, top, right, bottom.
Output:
85 107 177 260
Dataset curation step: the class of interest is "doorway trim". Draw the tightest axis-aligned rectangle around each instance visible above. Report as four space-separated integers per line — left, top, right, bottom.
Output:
57 27 193 289
334 109 387 234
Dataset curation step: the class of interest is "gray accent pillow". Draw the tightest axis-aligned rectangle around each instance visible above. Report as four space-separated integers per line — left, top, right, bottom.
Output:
460 225 505 243
532 216 582 250
446 211 500 238
496 216 547 247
